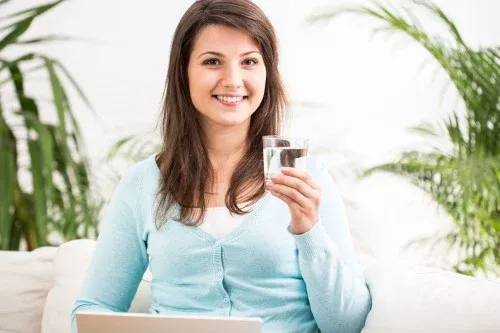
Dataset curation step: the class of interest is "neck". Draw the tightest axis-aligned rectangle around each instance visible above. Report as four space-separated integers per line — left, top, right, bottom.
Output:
203 125 249 172
200 121 259 205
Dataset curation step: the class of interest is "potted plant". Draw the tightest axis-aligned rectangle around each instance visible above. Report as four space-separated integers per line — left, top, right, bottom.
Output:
309 0 500 276
0 0 101 250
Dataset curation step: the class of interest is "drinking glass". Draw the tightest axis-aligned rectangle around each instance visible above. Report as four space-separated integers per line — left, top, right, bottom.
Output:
263 135 308 183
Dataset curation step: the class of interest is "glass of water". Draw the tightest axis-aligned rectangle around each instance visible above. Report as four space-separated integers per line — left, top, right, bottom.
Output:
263 135 308 183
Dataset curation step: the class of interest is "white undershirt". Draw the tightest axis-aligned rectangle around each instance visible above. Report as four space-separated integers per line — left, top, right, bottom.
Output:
198 202 254 239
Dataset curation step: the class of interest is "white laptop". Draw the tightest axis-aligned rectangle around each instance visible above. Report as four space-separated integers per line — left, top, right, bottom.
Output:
76 312 262 333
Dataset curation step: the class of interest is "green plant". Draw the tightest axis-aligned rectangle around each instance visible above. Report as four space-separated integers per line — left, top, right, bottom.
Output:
107 129 160 164
0 0 101 250
309 1 500 277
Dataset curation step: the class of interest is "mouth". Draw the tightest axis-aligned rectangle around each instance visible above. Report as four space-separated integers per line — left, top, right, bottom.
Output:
213 95 248 107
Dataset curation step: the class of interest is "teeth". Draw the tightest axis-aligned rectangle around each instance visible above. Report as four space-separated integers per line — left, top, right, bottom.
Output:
216 95 244 103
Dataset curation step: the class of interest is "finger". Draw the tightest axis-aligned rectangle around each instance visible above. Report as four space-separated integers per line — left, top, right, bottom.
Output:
267 181 308 208
271 173 316 199
269 189 296 207
280 167 319 190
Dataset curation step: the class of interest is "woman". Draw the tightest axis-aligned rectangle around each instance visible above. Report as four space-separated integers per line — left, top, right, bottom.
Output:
71 0 372 332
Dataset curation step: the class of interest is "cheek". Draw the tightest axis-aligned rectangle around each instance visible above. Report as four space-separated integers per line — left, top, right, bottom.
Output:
188 67 216 101
249 69 267 102
190 77 208 97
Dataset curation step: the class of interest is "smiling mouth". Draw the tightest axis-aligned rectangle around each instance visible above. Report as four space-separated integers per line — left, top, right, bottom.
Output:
213 95 248 106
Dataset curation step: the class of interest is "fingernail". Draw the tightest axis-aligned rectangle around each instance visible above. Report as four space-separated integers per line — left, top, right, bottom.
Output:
270 174 278 179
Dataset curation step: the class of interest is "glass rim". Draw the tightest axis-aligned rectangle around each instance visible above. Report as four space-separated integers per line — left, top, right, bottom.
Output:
262 135 308 141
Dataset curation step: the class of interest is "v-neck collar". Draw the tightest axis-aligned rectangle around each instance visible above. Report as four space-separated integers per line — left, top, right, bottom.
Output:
149 153 270 244
188 193 270 244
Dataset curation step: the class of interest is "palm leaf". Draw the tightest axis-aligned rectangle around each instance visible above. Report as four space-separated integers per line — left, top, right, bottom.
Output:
107 130 160 162
52 59 95 113
0 0 63 25
18 110 54 207
0 18 32 51
0 108 16 250
13 34 72 45
0 63 45 87
27 139 48 246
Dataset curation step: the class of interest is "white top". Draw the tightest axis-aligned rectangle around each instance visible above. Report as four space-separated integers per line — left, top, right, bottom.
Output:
198 202 254 239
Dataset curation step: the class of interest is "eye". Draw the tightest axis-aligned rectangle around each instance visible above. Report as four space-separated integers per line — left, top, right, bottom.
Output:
203 58 221 66
243 58 258 66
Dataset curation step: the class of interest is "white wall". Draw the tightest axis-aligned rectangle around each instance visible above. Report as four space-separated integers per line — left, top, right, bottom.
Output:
7 0 500 268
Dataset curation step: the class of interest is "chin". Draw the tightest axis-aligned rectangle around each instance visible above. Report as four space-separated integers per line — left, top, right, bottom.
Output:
216 118 250 127
209 110 253 127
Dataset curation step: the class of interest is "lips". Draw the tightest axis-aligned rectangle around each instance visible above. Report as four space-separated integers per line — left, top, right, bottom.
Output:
215 95 245 103
213 95 248 106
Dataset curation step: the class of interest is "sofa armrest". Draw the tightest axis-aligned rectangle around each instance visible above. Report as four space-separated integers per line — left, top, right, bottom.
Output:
361 262 500 333
41 239 151 333
0 247 58 333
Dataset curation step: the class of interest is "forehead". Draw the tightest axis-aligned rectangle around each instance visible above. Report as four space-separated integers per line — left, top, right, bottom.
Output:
191 24 260 54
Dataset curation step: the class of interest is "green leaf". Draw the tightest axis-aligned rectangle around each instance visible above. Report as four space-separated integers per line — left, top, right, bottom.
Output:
107 134 136 159
0 63 45 87
0 0 64 24
0 17 33 52
52 59 95 113
59 85 86 154
28 139 48 246
44 58 76 189
44 57 90 162
17 110 54 208
409 121 441 138
13 34 72 45
44 59 67 131
415 0 465 45
0 111 16 250
51 133 76 235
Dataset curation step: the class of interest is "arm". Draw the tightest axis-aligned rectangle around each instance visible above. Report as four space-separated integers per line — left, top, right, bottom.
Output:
291 160 372 333
70 165 149 332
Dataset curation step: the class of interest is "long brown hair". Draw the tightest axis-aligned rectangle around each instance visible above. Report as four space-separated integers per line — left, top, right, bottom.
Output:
155 0 288 228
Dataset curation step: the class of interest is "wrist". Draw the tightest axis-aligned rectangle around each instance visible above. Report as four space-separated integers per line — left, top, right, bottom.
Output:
290 219 317 235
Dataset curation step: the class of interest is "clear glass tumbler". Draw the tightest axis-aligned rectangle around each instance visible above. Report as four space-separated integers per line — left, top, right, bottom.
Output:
263 135 308 183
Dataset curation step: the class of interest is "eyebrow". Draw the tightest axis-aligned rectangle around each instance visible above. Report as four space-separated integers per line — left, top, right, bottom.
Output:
197 50 261 59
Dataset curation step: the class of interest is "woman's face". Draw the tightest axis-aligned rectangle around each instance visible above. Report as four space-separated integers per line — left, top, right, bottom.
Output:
187 24 267 131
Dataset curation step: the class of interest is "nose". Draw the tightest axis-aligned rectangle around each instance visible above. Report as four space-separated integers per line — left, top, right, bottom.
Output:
221 63 243 89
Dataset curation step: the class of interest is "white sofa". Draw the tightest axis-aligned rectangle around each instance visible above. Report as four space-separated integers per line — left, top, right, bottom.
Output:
1 239 500 333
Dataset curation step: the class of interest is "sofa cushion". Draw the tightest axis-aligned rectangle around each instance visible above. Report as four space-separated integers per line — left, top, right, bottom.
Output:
0 246 58 333
361 262 500 332
41 239 151 333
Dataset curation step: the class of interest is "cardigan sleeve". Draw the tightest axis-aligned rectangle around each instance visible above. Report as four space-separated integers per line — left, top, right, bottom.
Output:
290 158 372 333
70 164 149 332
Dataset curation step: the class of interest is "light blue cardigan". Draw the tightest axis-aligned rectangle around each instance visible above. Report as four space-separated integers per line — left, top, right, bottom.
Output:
71 154 371 333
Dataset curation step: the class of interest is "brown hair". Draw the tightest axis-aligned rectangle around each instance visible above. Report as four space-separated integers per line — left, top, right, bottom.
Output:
155 0 288 228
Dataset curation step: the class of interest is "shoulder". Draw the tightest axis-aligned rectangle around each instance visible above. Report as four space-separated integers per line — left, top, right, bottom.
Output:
122 154 158 182
113 154 159 203
306 154 326 169
305 154 329 178
305 154 342 193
